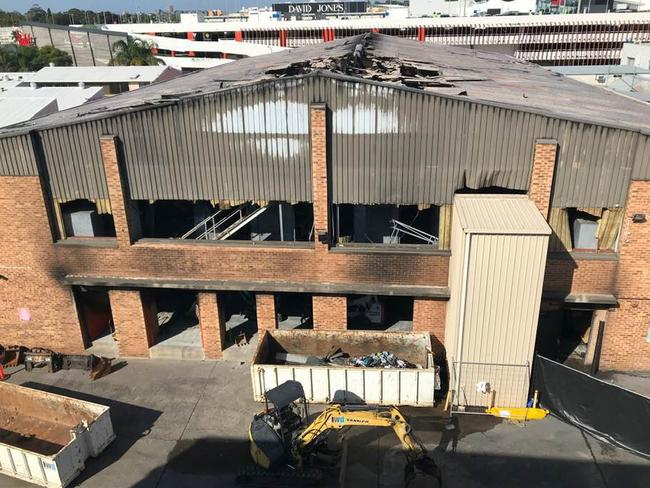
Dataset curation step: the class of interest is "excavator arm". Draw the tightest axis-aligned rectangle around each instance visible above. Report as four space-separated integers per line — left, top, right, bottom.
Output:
293 404 440 481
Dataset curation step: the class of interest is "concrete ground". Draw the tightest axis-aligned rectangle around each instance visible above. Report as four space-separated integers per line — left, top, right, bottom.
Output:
2 359 649 488
597 371 650 399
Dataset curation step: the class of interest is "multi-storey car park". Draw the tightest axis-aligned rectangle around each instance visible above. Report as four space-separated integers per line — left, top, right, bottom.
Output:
0 35 649 396
22 12 650 70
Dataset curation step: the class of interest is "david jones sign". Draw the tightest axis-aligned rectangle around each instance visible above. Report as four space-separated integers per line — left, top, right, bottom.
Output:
273 1 368 15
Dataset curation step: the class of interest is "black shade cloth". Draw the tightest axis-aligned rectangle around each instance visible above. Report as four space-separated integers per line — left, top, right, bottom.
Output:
534 355 650 458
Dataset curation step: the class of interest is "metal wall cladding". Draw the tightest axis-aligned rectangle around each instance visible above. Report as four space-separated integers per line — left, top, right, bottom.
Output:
633 134 650 181
0 134 37 176
102 78 312 203
39 124 108 201
323 77 639 208
3 74 647 205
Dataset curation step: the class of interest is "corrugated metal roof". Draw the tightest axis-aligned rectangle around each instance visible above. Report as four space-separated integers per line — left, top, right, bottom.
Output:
31 66 176 84
453 195 552 235
3 33 650 136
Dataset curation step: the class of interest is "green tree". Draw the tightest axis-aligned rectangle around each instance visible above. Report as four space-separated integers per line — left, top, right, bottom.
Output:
110 38 161 66
25 5 47 22
34 45 72 67
0 44 72 71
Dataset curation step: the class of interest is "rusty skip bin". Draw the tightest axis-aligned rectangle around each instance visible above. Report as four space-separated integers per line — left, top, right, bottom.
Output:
0 382 115 487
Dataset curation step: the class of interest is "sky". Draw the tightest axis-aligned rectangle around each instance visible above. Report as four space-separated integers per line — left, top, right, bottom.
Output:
0 0 270 14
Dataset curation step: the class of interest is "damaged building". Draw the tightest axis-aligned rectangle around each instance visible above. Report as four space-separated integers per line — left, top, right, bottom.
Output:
0 34 649 401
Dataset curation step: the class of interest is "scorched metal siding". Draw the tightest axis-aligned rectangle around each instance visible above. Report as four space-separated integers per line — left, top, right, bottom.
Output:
0 74 644 207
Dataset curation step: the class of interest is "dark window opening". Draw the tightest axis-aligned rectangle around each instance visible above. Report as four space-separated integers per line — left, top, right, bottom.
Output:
332 204 439 247
276 293 313 330
219 291 258 349
347 295 414 331
137 200 313 243
150 289 202 357
568 208 599 251
60 199 115 238
74 286 116 355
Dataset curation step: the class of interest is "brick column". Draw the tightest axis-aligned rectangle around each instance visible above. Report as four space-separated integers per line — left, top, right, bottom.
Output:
198 292 226 359
528 139 558 220
312 295 347 330
413 298 446 354
310 104 329 252
100 135 140 247
109 289 157 357
256 293 277 332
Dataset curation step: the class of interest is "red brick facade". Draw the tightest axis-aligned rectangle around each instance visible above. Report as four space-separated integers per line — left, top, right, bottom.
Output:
601 181 650 370
413 298 446 354
0 177 84 353
1 106 649 372
312 296 347 330
256 293 277 331
528 139 557 219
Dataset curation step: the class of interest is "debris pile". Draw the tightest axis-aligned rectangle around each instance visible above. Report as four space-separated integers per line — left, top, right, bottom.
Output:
350 351 416 369
275 347 419 369
264 34 469 90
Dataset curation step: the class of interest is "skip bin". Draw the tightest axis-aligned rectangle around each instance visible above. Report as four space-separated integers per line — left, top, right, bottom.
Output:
251 329 440 406
0 382 115 487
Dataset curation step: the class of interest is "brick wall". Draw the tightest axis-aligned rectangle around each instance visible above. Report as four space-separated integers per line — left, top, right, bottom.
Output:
256 293 277 331
312 296 347 330
0 177 84 353
198 292 224 359
601 181 650 370
543 257 618 295
528 139 557 219
109 289 157 357
413 298 446 354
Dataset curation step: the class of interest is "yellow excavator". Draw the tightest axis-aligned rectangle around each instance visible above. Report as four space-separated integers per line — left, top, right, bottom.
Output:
244 380 441 487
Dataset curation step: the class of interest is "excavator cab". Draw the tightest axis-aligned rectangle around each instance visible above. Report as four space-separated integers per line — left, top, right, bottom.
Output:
249 380 309 469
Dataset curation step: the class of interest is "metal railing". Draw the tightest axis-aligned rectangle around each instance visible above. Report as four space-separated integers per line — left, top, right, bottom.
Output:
181 204 268 241
181 209 228 240
389 219 439 246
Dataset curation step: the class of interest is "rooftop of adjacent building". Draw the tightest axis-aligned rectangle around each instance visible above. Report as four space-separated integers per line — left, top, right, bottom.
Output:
2 32 650 137
29 65 180 84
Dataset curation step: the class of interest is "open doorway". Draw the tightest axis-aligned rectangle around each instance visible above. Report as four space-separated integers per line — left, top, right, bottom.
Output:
74 286 117 357
149 289 203 360
276 293 313 330
347 295 414 331
536 306 594 372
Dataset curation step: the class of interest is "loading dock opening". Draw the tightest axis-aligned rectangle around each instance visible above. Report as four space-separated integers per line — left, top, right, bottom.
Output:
74 286 117 358
149 289 203 360
275 292 313 329
347 295 414 331
219 291 258 359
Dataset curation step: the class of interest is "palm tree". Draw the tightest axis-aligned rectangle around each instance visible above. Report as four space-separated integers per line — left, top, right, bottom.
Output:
110 38 161 66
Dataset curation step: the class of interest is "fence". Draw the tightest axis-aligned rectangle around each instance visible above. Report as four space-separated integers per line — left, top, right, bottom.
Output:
534 355 650 458
451 361 531 410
